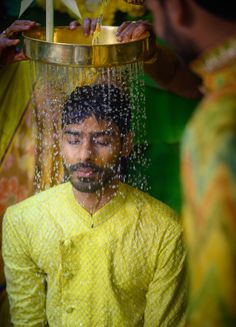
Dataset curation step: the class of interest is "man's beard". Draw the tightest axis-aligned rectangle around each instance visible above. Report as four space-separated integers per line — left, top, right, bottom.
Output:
64 161 120 193
162 11 200 65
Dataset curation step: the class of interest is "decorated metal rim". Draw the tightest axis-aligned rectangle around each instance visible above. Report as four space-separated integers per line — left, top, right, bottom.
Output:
23 26 150 67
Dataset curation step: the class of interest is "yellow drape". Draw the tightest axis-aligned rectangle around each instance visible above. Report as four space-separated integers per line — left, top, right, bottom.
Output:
0 62 32 164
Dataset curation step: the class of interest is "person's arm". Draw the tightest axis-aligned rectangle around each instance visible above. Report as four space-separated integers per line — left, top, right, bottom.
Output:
116 21 202 99
144 225 187 326
69 19 201 99
2 207 47 326
143 44 202 99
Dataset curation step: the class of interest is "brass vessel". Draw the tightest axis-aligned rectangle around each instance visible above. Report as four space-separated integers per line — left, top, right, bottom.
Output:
23 26 150 67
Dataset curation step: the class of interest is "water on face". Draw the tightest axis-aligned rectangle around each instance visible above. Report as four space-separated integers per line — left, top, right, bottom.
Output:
30 60 149 193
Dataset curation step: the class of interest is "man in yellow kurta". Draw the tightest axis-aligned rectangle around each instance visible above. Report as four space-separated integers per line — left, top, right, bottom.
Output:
2 84 186 326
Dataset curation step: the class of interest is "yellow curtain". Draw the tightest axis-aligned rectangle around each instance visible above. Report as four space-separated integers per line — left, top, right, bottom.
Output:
0 62 32 164
0 61 36 322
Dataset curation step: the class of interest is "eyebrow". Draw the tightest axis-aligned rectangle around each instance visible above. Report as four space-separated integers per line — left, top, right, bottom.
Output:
92 130 114 137
64 131 81 136
63 130 115 137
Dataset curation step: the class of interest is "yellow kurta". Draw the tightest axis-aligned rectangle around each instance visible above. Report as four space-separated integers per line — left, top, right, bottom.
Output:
3 182 186 326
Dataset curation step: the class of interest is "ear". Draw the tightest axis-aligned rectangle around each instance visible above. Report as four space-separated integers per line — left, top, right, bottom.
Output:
121 131 133 157
167 0 194 28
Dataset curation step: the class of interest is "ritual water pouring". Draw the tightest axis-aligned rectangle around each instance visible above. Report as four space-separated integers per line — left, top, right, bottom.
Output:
23 8 150 192
23 25 150 67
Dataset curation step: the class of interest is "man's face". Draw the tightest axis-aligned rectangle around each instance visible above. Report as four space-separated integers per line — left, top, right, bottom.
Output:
62 115 125 193
146 0 199 64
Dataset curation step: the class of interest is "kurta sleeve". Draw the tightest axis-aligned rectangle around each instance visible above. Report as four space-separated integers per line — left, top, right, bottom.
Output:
2 207 47 327
144 225 187 326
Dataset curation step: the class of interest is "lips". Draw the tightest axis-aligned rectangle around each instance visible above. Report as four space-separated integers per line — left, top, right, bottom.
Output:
74 168 98 178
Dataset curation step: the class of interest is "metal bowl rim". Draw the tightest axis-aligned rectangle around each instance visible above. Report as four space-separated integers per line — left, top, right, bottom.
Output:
23 26 150 47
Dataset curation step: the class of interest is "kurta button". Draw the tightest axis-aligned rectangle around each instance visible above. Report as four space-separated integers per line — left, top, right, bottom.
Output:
63 239 73 248
66 306 74 313
63 271 74 279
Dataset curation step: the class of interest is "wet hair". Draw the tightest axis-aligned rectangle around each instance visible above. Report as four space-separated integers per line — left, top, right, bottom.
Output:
61 84 131 135
158 0 236 22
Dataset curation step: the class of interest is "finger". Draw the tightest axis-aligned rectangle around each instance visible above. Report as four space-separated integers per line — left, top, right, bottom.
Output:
69 20 80 30
131 23 151 40
136 20 153 31
5 24 36 37
10 20 39 31
83 18 91 36
14 52 27 61
0 38 19 48
117 21 154 42
90 19 98 34
14 20 37 26
117 22 139 42
116 21 132 36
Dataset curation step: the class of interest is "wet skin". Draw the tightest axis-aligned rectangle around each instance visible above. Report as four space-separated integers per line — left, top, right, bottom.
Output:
61 115 131 194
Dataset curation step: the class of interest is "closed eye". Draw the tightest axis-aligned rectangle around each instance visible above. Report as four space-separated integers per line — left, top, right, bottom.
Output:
93 137 112 146
66 135 81 145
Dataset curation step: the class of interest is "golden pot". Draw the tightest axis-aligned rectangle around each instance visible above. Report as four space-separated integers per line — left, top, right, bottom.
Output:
23 26 150 67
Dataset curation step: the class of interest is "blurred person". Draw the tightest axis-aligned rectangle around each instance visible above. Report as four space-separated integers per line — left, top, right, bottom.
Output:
120 0 236 325
3 84 186 326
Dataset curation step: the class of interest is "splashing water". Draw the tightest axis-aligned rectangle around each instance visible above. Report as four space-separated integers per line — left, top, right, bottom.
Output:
30 61 150 193
92 0 109 45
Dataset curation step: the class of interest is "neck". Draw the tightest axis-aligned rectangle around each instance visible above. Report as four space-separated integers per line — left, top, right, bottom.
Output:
199 25 236 55
191 4 236 55
183 1 236 59
72 178 120 214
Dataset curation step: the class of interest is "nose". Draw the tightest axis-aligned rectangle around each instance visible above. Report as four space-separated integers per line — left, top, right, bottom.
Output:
78 138 94 162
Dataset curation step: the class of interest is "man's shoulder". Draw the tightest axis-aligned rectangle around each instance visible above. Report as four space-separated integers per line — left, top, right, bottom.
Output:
121 183 179 225
7 182 70 214
183 86 236 159
195 86 236 127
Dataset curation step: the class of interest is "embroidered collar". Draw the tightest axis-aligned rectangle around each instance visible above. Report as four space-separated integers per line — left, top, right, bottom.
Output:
64 181 126 228
191 35 236 76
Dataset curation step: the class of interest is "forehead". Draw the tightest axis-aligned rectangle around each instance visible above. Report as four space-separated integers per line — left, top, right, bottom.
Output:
62 115 119 135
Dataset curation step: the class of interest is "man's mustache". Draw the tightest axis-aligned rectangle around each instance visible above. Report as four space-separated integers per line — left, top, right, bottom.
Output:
67 162 103 174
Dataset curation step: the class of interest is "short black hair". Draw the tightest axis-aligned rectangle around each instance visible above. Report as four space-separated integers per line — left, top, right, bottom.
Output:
61 84 131 135
159 0 236 22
